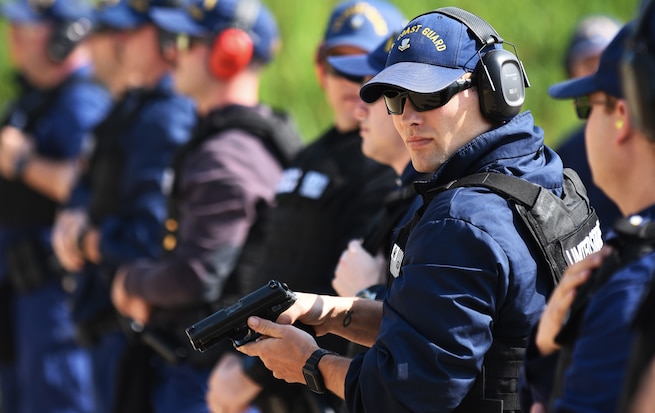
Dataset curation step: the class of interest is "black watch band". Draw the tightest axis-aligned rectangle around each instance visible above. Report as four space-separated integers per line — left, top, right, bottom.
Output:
302 348 336 394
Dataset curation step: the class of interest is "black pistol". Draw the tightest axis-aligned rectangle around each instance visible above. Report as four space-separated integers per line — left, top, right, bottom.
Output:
185 280 297 351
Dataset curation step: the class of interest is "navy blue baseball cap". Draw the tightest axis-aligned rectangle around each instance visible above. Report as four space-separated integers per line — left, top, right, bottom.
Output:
149 0 279 62
322 0 406 54
1 0 93 23
359 9 501 103
94 0 181 30
565 15 621 73
549 23 631 99
327 32 396 78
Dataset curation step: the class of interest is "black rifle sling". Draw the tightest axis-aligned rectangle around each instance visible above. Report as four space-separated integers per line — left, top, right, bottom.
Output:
361 185 418 255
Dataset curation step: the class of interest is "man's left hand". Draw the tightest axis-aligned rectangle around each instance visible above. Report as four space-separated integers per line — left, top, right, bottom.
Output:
111 267 151 325
237 316 318 384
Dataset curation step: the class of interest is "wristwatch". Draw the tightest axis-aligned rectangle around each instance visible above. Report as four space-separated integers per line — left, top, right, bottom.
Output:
302 348 336 394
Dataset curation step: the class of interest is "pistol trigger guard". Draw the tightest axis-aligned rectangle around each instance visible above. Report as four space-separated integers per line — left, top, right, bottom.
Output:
232 329 261 348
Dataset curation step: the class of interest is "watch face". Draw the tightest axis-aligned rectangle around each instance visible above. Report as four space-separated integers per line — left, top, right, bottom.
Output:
303 367 325 394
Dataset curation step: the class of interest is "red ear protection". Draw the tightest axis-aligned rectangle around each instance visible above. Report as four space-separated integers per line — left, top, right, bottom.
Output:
208 27 254 80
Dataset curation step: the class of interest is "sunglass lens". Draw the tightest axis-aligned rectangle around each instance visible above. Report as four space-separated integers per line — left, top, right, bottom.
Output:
383 91 405 115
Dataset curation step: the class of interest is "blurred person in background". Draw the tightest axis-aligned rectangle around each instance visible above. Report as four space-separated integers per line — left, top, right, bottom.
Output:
205 2 405 413
110 0 302 411
0 0 111 412
555 14 622 235
50 0 196 412
328 33 427 302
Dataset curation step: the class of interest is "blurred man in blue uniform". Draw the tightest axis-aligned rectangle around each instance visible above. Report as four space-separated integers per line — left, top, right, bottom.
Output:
328 33 426 300
0 0 111 412
555 15 622 235
50 1 196 412
238 7 568 412
109 0 302 412
520 23 655 413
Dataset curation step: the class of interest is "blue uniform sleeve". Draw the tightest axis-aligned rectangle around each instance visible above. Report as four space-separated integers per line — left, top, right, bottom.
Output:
345 217 511 412
553 264 653 413
37 79 109 159
97 97 193 264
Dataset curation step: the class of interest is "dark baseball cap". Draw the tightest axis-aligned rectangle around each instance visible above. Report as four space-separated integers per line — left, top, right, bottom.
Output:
1 0 93 23
565 15 621 72
94 0 181 30
322 0 406 54
360 9 501 103
149 0 279 63
327 32 396 78
549 22 631 99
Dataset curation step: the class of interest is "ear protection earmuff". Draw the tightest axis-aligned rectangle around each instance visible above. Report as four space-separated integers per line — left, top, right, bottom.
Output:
622 0 655 138
432 7 531 123
47 17 93 63
208 0 260 80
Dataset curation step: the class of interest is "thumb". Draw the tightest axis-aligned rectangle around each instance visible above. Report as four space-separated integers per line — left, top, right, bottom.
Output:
349 239 363 251
247 316 282 338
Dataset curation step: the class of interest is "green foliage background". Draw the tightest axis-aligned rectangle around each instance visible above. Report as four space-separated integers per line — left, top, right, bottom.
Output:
0 0 640 149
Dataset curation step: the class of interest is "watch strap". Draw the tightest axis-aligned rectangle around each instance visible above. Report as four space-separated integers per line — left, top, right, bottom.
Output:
303 348 336 394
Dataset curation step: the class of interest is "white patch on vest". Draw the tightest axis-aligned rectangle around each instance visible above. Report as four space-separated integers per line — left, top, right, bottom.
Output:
299 171 329 199
390 243 404 278
397 362 408 380
161 167 174 197
276 168 302 194
564 219 603 265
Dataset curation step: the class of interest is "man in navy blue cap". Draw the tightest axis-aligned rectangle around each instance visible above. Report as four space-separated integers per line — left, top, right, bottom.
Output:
107 0 302 412
236 7 575 412
48 1 196 412
518 22 655 413
0 0 111 412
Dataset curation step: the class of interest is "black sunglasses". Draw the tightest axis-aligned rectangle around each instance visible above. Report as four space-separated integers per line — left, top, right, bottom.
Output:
573 96 610 120
382 78 474 115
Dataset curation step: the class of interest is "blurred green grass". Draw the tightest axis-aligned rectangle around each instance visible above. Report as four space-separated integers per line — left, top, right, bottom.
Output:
0 0 639 148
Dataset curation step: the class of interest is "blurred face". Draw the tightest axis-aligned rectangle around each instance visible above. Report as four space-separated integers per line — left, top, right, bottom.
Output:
570 54 601 79
583 91 617 196
354 95 408 173
8 22 51 71
170 37 212 100
120 24 163 85
317 45 366 132
87 30 125 93
391 85 492 173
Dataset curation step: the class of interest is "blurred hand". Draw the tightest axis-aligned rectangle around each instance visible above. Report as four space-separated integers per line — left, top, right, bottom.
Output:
333 239 386 297
535 247 611 356
206 353 262 413
530 402 546 413
0 126 32 179
52 209 87 272
111 267 151 324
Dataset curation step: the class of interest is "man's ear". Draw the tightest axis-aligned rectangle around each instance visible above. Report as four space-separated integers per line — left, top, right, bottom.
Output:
615 99 631 144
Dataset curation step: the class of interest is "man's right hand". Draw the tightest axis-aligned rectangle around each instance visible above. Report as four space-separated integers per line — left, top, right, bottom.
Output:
52 209 87 272
535 247 611 356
